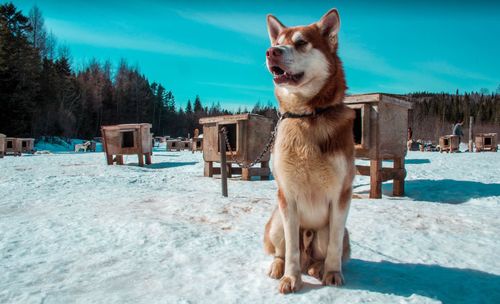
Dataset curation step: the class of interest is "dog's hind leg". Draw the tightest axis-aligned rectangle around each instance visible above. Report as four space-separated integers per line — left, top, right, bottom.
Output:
264 207 285 279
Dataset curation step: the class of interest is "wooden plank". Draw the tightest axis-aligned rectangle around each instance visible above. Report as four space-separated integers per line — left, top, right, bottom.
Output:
344 94 381 104
356 165 370 176
219 131 228 197
393 157 405 196
380 95 413 109
370 159 382 199
204 161 213 177
199 114 250 124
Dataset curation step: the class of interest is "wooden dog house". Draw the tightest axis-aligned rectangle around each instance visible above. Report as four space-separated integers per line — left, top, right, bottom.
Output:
439 135 459 153
4 137 21 156
19 138 35 154
199 114 273 180
344 93 412 199
475 133 497 152
101 123 152 167
166 139 191 151
0 134 5 158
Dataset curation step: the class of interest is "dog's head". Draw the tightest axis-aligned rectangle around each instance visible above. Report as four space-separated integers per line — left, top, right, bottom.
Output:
265 9 345 109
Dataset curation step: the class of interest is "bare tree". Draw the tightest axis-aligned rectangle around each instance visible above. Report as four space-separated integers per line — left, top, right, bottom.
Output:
28 5 47 57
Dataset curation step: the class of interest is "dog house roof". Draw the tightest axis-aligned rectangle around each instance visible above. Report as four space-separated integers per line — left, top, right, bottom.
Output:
0 133 5 138
199 113 267 124
344 93 412 109
101 123 152 131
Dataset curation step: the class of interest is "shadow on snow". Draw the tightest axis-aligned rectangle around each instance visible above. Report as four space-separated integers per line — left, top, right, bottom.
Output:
384 179 500 204
343 259 500 304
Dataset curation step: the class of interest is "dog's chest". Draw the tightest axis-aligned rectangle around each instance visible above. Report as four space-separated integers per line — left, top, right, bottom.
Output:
273 120 348 227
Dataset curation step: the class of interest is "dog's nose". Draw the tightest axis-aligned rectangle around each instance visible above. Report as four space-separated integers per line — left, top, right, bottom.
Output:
266 47 283 58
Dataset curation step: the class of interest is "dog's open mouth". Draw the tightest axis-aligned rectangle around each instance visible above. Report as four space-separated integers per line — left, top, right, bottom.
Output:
270 66 304 85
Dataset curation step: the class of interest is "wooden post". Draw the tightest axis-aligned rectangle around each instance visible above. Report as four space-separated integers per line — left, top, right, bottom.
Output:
370 159 382 199
260 161 270 180
219 131 228 197
393 157 405 196
468 116 474 152
145 153 152 165
138 153 144 167
204 161 214 177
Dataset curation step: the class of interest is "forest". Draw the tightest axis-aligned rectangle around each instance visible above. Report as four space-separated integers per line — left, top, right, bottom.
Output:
1 3 498 141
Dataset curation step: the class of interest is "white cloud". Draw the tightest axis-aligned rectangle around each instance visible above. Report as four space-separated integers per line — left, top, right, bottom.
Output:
44 18 253 64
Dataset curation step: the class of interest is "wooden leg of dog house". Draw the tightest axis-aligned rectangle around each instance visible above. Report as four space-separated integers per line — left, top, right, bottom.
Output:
393 157 405 196
226 164 232 178
204 161 214 177
138 153 144 167
116 155 124 165
370 159 382 199
106 154 113 165
260 161 270 180
145 153 152 165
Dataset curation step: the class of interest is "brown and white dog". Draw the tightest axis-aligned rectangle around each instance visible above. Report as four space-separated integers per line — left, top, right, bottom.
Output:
263 8 355 294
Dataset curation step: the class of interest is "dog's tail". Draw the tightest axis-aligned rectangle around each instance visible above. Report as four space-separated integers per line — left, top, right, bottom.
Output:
342 228 351 263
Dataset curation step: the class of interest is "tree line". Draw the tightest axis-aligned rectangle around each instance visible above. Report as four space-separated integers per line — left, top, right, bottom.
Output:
0 3 277 139
1 3 497 141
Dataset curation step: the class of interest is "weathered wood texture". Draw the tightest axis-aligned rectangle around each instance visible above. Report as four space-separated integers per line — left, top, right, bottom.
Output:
19 138 35 153
4 138 22 156
0 134 5 158
345 93 412 198
200 114 273 180
439 135 459 153
101 123 152 167
475 133 497 152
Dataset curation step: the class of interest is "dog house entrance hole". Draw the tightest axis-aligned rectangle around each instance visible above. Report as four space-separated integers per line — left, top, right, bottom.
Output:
22 141 27 148
121 131 135 148
218 123 237 152
7 141 13 149
444 138 449 146
196 141 202 148
485 137 492 145
171 141 177 147
353 109 362 145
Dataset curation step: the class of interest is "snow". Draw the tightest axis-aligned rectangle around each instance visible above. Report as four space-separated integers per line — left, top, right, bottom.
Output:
0 145 499 304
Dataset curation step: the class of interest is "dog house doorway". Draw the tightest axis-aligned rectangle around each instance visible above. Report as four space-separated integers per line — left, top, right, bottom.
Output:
218 123 237 153
353 108 362 145
121 131 135 148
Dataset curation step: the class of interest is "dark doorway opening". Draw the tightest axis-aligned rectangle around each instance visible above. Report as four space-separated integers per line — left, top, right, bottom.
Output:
353 109 362 145
218 123 237 152
122 131 135 148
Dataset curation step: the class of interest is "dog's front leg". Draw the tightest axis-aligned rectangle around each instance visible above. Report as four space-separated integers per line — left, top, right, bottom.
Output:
323 190 350 286
278 191 302 293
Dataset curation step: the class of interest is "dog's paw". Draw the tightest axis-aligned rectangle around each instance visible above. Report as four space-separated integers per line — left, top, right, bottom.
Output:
268 258 285 279
279 275 302 294
322 271 344 287
307 261 324 280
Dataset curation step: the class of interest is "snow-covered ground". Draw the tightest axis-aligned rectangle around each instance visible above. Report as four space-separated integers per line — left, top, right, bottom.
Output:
0 145 499 303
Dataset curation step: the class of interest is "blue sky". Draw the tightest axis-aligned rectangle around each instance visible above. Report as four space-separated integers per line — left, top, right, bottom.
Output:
11 0 500 110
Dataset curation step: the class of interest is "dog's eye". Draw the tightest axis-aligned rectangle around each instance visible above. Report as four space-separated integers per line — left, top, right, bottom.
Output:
295 40 308 47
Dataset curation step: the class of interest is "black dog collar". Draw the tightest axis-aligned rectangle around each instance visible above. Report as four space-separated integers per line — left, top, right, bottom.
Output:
279 105 337 119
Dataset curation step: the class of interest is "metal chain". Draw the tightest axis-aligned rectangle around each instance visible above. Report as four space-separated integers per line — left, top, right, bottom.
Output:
220 116 282 169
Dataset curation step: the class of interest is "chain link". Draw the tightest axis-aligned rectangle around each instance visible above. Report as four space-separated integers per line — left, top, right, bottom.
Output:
220 116 282 169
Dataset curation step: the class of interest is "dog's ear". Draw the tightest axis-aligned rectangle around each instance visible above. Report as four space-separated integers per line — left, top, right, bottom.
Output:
267 14 286 44
316 8 341 48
